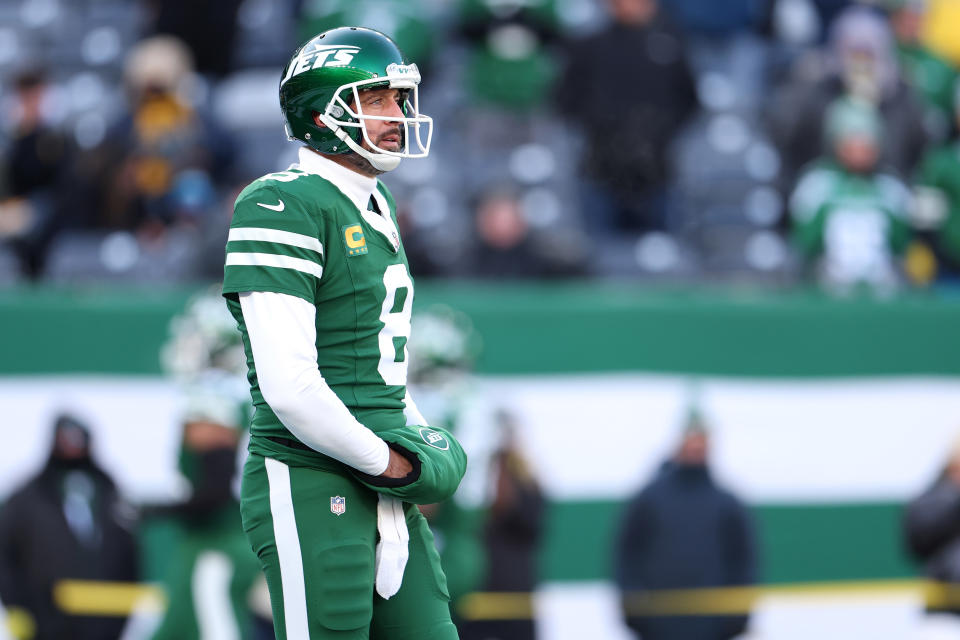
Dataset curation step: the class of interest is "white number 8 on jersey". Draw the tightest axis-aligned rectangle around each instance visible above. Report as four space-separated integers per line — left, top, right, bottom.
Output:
377 263 414 386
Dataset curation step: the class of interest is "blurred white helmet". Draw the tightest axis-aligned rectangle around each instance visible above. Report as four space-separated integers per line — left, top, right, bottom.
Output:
407 305 482 383
161 285 246 380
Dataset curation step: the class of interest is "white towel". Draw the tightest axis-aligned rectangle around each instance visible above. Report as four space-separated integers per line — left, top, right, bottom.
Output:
375 495 409 599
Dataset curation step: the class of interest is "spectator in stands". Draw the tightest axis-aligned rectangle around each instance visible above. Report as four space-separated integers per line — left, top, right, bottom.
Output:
0 69 73 278
789 96 913 293
768 5 928 191
145 0 243 77
615 411 757 640
457 0 561 113
453 0 565 207
659 0 765 98
473 189 532 277
298 0 441 77
913 80 960 280
0 414 139 640
661 0 767 109
471 187 583 279
885 0 958 143
905 433 960 625
559 0 698 234
90 36 230 239
661 0 759 37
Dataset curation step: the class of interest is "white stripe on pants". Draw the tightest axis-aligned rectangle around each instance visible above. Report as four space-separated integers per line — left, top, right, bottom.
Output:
265 457 310 639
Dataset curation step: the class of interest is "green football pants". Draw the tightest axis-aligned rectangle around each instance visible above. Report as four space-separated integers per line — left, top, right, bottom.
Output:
150 509 261 640
240 453 459 640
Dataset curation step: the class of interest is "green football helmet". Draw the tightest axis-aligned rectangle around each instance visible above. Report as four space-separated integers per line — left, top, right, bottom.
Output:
279 27 433 172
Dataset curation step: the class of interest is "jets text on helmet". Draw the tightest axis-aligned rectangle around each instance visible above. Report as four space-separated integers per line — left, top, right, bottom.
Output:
280 45 362 87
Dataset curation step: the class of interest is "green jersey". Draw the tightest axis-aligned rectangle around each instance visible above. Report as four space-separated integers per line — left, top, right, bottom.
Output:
222 164 414 461
790 159 911 286
897 43 958 125
916 142 960 269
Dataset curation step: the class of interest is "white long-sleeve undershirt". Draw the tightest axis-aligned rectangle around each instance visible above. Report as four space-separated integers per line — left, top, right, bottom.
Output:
239 290 390 475
402 389 428 428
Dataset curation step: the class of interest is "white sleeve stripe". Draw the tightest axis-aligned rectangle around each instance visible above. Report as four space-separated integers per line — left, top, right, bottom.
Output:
228 227 324 255
226 252 323 279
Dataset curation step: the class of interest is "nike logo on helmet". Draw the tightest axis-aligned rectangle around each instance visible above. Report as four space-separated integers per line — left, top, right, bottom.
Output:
257 200 285 212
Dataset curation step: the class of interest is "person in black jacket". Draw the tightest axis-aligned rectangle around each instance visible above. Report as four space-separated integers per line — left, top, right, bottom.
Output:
559 0 698 234
0 414 139 640
767 5 929 200
462 411 545 640
614 414 757 640
0 68 75 278
905 438 960 621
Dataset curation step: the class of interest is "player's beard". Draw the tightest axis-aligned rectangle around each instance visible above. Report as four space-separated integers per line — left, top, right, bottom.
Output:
342 151 382 177
343 127 403 177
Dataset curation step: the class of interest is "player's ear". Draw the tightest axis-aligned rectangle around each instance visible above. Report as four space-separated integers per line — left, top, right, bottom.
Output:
312 111 327 129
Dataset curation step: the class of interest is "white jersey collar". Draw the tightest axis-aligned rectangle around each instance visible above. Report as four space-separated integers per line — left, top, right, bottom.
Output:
297 147 400 253
297 146 377 213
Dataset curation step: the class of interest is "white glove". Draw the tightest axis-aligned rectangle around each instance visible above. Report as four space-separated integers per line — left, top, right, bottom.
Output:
375 494 409 599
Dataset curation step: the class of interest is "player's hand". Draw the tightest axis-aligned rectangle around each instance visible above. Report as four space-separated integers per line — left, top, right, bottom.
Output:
380 447 413 479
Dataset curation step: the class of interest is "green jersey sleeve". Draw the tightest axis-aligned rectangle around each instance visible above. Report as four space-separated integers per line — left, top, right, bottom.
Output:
790 165 836 256
223 177 325 304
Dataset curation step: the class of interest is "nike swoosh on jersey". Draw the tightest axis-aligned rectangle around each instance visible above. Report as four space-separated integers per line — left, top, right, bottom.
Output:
257 200 285 212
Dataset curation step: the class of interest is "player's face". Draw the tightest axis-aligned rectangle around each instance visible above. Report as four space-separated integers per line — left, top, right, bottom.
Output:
356 88 405 153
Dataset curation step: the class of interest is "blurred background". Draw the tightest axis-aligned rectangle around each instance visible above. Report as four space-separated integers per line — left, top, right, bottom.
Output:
2 0 960 638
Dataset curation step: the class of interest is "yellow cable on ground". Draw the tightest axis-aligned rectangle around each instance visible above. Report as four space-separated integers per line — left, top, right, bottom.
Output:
620 579 931 617
6 577 959 620
52 580 165 617
458 591 535 620
458 579 960 620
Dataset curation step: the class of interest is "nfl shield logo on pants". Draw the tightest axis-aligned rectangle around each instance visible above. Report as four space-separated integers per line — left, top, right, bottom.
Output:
330 496 346 516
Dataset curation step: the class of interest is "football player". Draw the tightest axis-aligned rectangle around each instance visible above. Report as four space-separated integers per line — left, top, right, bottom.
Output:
222 27 465 640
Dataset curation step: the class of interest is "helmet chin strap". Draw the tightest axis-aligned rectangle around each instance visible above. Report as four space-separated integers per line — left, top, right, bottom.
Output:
358 146 402 172
327 119 403 172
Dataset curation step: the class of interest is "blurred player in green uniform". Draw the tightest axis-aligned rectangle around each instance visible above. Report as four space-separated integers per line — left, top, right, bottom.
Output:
407 308 488 614
150 389 262 640
148 288 266 640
